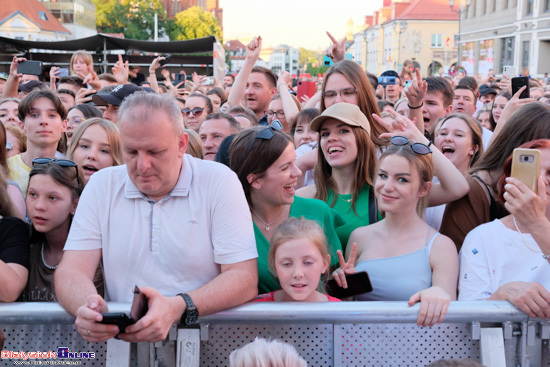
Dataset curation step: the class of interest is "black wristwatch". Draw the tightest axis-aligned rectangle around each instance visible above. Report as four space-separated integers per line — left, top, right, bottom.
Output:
178 293 199 325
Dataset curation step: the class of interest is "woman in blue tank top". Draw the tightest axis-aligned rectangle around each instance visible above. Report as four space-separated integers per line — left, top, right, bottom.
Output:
332 133 459 328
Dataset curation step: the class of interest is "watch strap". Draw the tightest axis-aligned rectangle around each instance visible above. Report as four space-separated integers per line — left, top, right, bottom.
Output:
178 293 199 325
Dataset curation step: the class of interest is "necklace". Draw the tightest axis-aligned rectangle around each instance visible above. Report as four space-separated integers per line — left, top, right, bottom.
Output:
337 194 352 203
251 205 287 231
41 242 58 270
512 216 541 253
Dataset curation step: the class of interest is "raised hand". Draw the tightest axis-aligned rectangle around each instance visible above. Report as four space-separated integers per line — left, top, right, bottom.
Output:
325 32 346 63
331 242 358 289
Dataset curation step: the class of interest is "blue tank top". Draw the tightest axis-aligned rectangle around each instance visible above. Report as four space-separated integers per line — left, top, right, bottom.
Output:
355 232 439 301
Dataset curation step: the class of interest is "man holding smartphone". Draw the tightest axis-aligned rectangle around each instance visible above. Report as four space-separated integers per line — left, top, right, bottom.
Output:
55 92 258 343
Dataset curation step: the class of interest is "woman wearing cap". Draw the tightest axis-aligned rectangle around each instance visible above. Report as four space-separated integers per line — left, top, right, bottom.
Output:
230 123 344 294
297 104 468 249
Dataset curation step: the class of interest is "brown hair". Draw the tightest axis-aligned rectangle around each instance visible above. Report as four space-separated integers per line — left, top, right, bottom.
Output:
5 125 26 155
290 108 319 136
230 127 293 206
251 66 278 89
66 118 123 167
205 87 227 105
320 60 385 147
314 125 377 211
472 102 550 192
18 89 67 121
0 123 7 173
184 129 204 159
377 144 434 216
497 139 550 203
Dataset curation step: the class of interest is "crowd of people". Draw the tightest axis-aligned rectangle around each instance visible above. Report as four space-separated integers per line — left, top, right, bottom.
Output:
1 32 550 356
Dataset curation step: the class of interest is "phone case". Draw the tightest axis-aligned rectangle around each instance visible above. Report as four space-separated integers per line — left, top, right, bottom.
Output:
17 60 43 76
503 65 516 78
325 271 373 299
511 148 541 193
511 76 530 99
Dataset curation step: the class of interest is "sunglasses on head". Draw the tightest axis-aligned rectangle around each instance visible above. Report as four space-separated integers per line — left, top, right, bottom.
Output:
32 158 81 186
390 136 432 155
181 107 204 117
242 120 284 162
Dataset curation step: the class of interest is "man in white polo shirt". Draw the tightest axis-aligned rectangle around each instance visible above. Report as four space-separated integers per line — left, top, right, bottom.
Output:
55 92 258 343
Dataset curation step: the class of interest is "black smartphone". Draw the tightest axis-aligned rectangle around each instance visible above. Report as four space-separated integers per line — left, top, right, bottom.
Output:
159 55 172 66
325 271 373 299
17 60 43 76
99 313 134 333
174 73 186 88
378 76 397 87
100 286 148 333
512 76 530 99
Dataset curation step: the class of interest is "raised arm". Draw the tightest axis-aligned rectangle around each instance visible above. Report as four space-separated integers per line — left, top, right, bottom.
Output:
148 56 165 93
325 31 346 63
277 71 300 124
227 36 262 107
403 68 427 133
2 57 24 99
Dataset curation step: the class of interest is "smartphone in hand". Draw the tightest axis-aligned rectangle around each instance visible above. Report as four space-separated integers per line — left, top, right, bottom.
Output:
325 271 373 299
17 60 43 76
511 76 530 99
511 148 541 193
99 286 148 333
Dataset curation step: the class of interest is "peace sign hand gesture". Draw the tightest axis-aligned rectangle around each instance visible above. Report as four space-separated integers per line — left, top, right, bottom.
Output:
331 242 358 289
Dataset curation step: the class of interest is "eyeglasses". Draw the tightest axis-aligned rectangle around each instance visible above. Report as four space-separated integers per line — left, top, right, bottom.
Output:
32 158 81 186
181 107 204 117
6 142 12 151
68 116 83 125
321 87 358 99
242 120 284 162
266 110 286 119
390 136 432 155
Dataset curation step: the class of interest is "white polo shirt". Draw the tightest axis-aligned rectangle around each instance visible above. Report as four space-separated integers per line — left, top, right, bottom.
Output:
64 155 258 302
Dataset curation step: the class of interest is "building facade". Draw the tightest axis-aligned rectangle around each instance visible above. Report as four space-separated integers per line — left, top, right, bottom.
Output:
0 0 70 41
460 0 550 77
353 0 458 77
39 0 96 39
269 45 300 76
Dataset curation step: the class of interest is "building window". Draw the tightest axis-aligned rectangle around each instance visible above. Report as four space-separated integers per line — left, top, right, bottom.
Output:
522 41 530 67
490 0 496 12
526 0 533 15
481 0 486 15
545 0 550 11
503 0 508 8
501 37 514 69
38 11 48 21
471 0 476 17
431 34 443 48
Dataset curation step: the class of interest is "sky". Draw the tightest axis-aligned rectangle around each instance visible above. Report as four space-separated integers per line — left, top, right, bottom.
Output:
221 0 383 51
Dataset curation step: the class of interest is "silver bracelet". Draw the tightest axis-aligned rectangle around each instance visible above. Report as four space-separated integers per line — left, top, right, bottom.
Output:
542 253 550 260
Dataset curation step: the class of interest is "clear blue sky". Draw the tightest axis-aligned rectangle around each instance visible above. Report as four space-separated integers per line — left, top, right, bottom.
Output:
221 0 383 50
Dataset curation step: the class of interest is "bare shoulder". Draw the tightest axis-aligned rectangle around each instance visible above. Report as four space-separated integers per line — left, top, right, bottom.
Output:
296 184 317 198
430 233 459 263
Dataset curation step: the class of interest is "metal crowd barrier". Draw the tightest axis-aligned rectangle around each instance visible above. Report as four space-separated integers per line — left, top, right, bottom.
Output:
1 301 549 366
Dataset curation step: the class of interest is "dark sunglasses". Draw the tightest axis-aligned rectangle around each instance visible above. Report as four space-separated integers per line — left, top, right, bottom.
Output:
32 158 81 186
242 120 284 162
390 136 432 155
181 107 204 117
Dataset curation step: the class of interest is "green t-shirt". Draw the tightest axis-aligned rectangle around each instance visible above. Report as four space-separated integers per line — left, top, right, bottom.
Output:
255 196 344 294
327 185 380 249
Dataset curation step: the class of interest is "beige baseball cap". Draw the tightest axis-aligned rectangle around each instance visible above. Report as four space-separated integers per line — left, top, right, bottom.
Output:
310 103 371 135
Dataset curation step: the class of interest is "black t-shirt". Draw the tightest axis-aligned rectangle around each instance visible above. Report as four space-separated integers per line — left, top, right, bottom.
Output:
0 217 30 269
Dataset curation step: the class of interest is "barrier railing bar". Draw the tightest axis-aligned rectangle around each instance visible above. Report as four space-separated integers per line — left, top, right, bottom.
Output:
0 301 528 325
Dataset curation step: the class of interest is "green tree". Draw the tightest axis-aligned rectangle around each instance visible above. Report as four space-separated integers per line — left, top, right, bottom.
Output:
168 6 222 41
91 0 166 40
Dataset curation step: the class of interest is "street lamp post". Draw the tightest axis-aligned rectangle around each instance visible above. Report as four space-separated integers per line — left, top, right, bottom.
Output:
449 0 472 67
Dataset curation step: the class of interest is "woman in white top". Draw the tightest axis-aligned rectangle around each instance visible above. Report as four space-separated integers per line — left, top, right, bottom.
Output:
459 139 550 319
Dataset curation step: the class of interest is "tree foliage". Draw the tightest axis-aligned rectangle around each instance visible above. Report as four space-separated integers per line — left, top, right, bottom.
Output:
168 6 222 41
91 0 166 40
